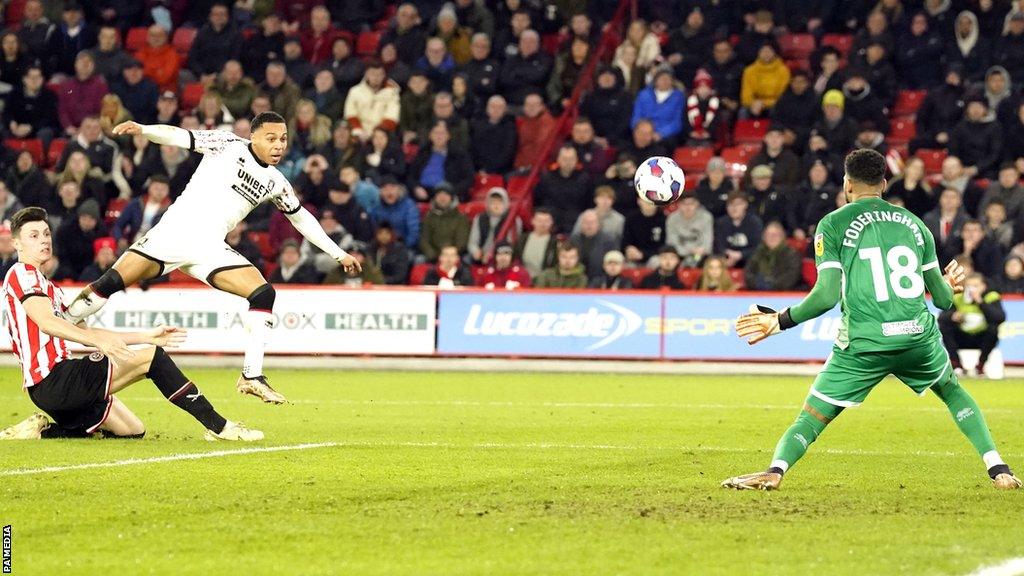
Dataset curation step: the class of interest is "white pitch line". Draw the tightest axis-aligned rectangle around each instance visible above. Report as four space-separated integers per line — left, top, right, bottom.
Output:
0 442 337 477
967 558 1024 576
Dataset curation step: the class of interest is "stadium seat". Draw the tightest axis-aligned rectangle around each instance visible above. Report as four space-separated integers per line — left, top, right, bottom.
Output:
408 263 431 285
356 30 381 57
892 90 927 118
458 200 487 220
621 267 653 286
46 138 67 168
263 261 278 279
4 0 26 28
801 258 818 287
402 142 419 162
720 146 758 172
733 119 769 145
821 33 853 57
4 138 44 166
728 268 745 289
417 201 430 219
506 175 532 200
887 119 916 146
374 4 396 30
683 172 700 191
172 27 197 54
787 237 808 255
249 231 276 261
180 82 205 113
784 59 810 73
471 173 506 200
779 33 816 60
678 267 701 289
125 27 148 52
915 148 948 174
673 146 714 173
470 265 488 285
542 33 566 56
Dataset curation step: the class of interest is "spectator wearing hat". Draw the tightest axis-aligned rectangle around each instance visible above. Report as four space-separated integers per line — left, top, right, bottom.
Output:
570 209 617 278
994 11 1024 83
111 59 159 125
770 71 817 151
155 90 182 126
740 43 790 118
90 25 134 84
0 223 16 279
588 250 633 290
270 239 323 284
58 52 107 136
666 194 713 268
5 65 60 146
54 198 106 281
399 72 435 143
840 73 890 135
242 13 286 85
423 244 474 287
744 128 802 193
213 60 258 121
408 120 474 201
51 2 97 76
744 222 802 291
534 243 588 289
983 66 1017 126
468 187 521 265
113 175 171 247
981 164 1024 221
471 95 518 174
714 192 764 268
810 89 857 154
135 24 180 94
420 183 470 262
694 157 736 219
910 65 966 153
370 175 420 247
684 69 720 146
78 236 118 283
536 145 592 233
631 68 686 146
895 13 943 89
514 208 558 278
951 97 1003 180
622 196 666 268
639 246 685 290
579 67 634 147
946 12 991 84
481 241 531 289
344 61 401 142
514 93 558 170
187 3 243 84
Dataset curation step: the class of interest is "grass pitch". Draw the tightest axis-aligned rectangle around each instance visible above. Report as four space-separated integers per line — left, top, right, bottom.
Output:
2 368 1023 575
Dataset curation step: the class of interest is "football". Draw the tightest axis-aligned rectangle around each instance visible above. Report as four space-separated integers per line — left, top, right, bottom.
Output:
634 156 686 206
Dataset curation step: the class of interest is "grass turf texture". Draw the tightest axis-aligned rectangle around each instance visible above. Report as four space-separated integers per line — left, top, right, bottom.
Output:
2 368 1023 575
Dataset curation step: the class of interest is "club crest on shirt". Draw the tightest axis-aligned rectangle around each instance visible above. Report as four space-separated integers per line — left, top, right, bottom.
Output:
88 351 104 362
814 233 824 257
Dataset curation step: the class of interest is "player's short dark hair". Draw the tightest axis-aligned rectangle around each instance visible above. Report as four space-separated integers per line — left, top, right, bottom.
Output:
844 148 887 186
10 206 48 238
251 111 286 132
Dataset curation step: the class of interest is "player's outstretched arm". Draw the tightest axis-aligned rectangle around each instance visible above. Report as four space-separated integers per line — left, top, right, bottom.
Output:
736 268 841 345
22 297 135 363
286 207 362 274
112 121 191 148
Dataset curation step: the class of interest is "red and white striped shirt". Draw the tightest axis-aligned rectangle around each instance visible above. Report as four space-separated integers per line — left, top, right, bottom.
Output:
3 263 72 388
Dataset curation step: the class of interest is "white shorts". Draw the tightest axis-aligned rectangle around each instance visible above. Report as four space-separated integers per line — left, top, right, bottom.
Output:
126 227 254 286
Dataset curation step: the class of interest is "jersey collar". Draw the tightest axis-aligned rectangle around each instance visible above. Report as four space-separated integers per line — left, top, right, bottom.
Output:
247 143 269 168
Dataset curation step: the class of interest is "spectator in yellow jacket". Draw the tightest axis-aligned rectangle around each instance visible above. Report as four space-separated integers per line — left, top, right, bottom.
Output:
740 43 791 118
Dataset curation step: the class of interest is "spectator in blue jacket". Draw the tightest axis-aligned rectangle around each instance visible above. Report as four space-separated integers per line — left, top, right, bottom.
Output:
370 175 421 247
630 68 686 147
112 175 171 248
415 37 456 92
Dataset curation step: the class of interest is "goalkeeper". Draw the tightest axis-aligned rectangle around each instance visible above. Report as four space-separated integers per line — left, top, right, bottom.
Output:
721 149 1020 491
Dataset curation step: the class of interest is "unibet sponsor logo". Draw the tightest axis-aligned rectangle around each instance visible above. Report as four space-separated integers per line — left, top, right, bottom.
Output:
114 311 218 328
462 300 642 351
325 313 427 331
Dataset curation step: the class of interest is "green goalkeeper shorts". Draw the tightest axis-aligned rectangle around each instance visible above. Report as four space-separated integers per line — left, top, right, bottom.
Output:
809 337 953 408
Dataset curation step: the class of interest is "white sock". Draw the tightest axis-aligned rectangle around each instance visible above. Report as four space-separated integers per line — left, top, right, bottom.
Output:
770 459 790 473
242 310 272 378
66 289 108 323
983 450 1005 470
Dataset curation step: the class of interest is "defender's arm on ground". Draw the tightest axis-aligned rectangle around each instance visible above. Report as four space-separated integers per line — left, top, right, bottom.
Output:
112 121 191 148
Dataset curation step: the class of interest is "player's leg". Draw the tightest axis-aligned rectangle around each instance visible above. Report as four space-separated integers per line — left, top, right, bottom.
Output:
204 261 286 404
110 346 264 440
897 339 1020 489
66 250 164 323
96 397 146 438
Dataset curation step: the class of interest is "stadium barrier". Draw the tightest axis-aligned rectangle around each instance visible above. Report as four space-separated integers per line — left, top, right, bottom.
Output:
2 287 1021 363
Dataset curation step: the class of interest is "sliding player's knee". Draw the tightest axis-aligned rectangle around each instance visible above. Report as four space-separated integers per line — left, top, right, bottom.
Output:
247 283 276 312
91 268 126 299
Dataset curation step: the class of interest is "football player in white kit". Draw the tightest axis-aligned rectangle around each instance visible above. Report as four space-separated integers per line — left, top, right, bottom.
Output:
65 112 361 404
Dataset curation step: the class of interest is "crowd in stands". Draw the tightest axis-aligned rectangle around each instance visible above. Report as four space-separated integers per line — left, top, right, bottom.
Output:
0 0 1023 297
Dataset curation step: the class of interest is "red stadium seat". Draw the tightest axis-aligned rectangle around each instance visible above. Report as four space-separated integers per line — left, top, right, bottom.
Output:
263 261 278 278
457 200 487 220
733 119 770 145
4 0 26 28
506 175 532 200
248 231 276 261
417 201 430 219
621 267 654 286
4 138 44 166
720 145 758 168
104 197 128 228
172 27 197 54
779 33 816 60
728 268 745 289
787 237 808 255
821 33 853 57
125 27 148 52
683 172 700 191
784 58 810 73
673 146 714 173
47 138 67 168
892 90 927 118
678 267 701 289
471 173 506 200
408 263 431 285
402 142 419 162
356 30 381 57
541 33 565 56
375 3 397 31
470 265 489 285
887 119 916 146
915 148 948 174
801 258 818 287
180 82 205 113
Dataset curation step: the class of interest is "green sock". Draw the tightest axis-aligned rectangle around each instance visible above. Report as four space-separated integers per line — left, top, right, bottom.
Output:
769 395 844 473
931 373 1001 468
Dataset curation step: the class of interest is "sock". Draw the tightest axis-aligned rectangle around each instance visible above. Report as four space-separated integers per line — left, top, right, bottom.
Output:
931 373 998 465
66 288 109 323
770 395 844 472
148 347 227 433
242 284 275 379
40 425 93 438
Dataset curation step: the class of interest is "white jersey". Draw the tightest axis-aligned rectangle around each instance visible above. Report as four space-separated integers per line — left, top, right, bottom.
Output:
155 130 301 240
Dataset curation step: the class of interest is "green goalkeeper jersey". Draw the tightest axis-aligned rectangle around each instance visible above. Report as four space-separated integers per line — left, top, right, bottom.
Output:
813 196 941 352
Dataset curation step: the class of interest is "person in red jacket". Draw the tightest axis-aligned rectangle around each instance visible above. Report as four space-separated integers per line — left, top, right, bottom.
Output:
300 5 347 65
481 241 531 289
58 52 107 136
